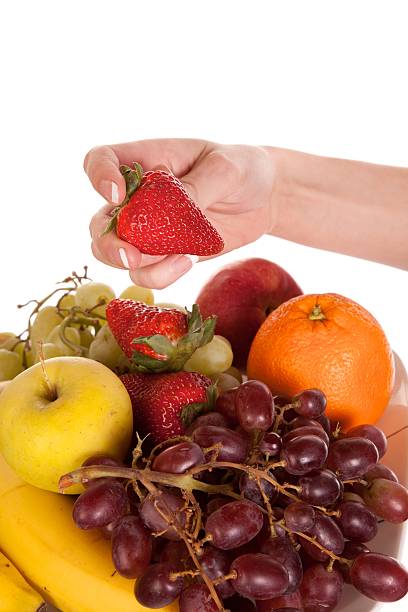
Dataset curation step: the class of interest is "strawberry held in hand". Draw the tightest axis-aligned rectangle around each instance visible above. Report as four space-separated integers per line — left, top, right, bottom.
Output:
120 371 215 443
105 163 224 256
106 299 216 373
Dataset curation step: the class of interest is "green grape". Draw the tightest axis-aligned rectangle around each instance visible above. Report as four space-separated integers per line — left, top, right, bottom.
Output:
88 325 126 369
33 343 64 363
78 327 94 349
58 293 76 311
184 335 233 376
46 325 81 356
120 285 154 304
0 333 24 363
74 282 116 319
31 307 63 354
155 302 187 313
0 349 24 381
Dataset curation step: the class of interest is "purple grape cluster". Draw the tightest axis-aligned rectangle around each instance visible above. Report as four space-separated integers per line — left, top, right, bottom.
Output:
67 380 408 611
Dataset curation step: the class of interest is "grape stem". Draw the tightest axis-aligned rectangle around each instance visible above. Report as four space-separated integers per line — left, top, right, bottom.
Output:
136 473 225 611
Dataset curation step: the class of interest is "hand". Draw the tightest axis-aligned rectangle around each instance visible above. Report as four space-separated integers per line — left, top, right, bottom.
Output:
85 139 276 289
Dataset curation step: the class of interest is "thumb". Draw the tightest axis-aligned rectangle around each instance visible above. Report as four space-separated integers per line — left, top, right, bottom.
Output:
180 149 241 210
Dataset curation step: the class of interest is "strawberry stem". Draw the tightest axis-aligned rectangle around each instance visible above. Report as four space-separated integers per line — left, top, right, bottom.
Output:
103 162 144 235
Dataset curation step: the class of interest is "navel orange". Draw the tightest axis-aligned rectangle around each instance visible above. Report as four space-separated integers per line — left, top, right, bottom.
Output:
247 293 394 430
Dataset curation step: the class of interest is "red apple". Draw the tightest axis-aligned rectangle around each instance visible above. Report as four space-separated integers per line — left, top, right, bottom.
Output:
196 258 302 369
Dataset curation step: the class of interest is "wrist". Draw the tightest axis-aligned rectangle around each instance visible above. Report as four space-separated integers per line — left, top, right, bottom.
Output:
262 146 290 235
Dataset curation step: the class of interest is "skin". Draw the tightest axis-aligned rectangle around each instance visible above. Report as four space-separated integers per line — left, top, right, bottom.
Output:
84 139 408 289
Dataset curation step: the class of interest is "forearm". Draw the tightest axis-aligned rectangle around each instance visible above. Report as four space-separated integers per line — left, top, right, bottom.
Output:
268 148 408 269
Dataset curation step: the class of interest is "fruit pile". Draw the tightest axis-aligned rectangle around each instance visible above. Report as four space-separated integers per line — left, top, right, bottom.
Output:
0 261 407 611
61 381 408 611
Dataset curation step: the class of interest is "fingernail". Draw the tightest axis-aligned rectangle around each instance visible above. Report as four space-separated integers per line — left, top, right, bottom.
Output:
111 182 119 204
185 254 199 265
100 180 119 204
119 248 129 269
171 254 198 275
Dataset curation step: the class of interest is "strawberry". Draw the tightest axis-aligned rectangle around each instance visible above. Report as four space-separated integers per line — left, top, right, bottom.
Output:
106 299 216 373
120 371 216 443
104 163 224 256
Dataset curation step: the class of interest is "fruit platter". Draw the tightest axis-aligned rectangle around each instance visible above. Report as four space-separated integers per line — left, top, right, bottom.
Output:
0 258 407 612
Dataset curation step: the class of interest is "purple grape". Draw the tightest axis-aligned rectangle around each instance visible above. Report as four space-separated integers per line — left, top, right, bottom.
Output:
200 545 235 598
72 480 128 529
284 502 316 533
316 413 331 435
239 473 278 507
261 536 303 594
230 553 289 600
215 387 239 424
160 540 190 567
345 423 387 459
192 425 248 463
260 431 282 457
361 478 408 523
300 513 344 562
336 501 378 542
206 496 230 515
139 490 186 540
111 514 152 578
283 425 329 447
235 380 275 432
298 469 341 506
300 563 344 610
152 441 204 474
350 552 408 602
187 411 228 433
256 590 302 612
365 462 398 483
293 389 327 418
281 435 328 475
336 541 370 583
288 416 324 431
327 437 379 479
135 562 184 607
179 584 218 612
205 500 263 550
223 594 257 611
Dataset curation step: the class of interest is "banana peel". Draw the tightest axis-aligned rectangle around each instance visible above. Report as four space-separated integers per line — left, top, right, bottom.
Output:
0 548 45 611
0 453 178 612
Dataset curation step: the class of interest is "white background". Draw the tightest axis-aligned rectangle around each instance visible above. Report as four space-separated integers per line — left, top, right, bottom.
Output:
1 0 407 608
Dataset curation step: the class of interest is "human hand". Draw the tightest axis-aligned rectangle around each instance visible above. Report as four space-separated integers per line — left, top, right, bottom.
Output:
85 139 276 289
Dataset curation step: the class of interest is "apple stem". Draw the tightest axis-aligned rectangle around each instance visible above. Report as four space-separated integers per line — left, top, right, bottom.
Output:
37 342 57 401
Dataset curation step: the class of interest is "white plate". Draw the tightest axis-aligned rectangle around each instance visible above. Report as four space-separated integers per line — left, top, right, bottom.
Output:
338 352 408 611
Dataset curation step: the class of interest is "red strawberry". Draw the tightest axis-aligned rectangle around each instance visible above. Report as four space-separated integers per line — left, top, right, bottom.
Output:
106 299 216 373
104 163 224 256
120 371 215 443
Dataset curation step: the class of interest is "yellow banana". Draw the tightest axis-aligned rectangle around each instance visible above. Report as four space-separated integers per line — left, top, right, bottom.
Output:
0 454 178 612
0 549 45 611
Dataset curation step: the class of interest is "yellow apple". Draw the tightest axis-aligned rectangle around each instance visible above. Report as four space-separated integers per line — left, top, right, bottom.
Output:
0 356 133 494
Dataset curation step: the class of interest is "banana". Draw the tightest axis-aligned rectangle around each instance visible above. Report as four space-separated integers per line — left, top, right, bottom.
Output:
0 454 178 612
0 549 44 611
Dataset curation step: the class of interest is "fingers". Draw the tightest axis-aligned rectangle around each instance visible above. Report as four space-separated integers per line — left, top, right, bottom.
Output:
84 146 126 204
129 254 199 290
89 204 142 269
84 139 209 204
181 148 242 210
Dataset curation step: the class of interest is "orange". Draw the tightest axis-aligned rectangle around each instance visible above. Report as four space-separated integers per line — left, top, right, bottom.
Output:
247 293 395 430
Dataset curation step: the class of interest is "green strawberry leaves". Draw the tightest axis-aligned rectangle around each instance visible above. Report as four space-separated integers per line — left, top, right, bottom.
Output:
130 304 217 374
103 162 144 235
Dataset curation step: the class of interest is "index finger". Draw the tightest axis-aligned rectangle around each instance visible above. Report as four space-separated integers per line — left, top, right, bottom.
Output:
83 138 210 204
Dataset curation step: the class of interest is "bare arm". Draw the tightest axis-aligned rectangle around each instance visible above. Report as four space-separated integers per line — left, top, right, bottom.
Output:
270 148 408 269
